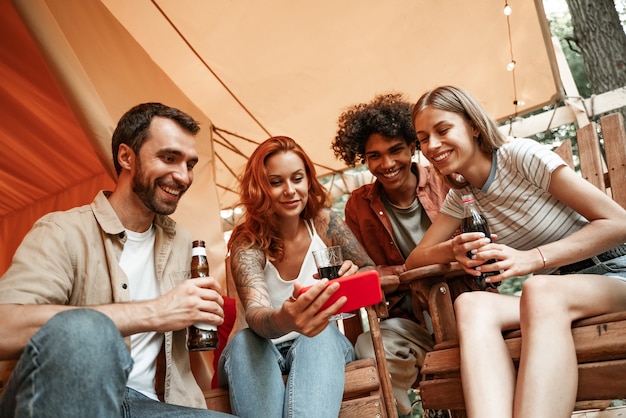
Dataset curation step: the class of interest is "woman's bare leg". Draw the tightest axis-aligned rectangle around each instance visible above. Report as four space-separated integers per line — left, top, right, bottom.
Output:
514 274 626 418
455 291 521 418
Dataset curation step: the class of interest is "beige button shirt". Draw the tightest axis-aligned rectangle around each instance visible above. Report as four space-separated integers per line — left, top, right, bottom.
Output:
0 191 206 408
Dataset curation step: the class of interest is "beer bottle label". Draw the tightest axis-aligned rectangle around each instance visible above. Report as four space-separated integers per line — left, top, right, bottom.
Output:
192 247 206 257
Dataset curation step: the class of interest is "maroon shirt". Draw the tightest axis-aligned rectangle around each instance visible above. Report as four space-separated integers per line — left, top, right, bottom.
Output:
345 163 449 273
345 163 450 320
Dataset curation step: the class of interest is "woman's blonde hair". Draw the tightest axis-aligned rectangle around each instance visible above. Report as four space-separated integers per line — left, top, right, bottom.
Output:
412 85 507 188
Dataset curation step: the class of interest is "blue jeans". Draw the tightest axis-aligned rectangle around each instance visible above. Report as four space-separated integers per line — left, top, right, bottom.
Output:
0 309 233 418
218 326 355 418
120 387 233 418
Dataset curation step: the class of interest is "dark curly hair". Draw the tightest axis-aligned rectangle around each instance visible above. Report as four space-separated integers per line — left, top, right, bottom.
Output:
332 93 418 167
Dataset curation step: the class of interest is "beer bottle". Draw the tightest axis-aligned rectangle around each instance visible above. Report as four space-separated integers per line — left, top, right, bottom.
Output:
187 240 219 351
461 194 499 290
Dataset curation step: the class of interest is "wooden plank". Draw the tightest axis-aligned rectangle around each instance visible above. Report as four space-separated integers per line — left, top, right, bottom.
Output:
577 122 606 191
601 113 626 209
572 405 626 417
364 304 397 418
422 346 460 375
422 319 626 376
555 138 576 169
420 377 464 410
498 86 626 139
426 281 458 344
574 400 614 413
572 321 626 363
420 361 626 411
204 387 231 413
577 360 626 401
343 359 381 399
339 395 386 418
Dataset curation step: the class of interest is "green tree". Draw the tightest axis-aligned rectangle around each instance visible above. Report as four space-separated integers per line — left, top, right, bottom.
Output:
564 0 626 120
548 12 591 97
526 1 625 150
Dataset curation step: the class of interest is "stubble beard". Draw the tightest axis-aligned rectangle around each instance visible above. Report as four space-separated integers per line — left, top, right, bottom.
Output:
132 160 183 216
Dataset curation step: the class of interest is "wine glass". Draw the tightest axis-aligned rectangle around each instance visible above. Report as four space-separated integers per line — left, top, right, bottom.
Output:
312 246 356 321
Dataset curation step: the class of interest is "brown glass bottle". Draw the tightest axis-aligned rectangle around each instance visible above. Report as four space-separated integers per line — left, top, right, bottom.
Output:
461 194 499 290
187 240 219 351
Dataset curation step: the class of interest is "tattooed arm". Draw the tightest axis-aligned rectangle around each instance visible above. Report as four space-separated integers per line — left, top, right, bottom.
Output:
314 208 376 273
229 244 280 338
230 241 338 339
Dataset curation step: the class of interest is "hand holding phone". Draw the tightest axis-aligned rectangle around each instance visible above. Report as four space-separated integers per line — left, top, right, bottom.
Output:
298 270 382 314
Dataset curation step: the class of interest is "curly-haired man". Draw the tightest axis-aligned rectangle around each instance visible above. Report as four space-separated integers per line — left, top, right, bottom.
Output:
332 93 449 415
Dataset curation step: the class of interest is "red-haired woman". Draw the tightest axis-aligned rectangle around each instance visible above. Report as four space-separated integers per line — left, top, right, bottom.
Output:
217 136 375 418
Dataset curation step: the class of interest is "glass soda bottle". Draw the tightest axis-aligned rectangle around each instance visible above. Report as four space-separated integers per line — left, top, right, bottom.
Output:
187 240 219 351
461 194 499 290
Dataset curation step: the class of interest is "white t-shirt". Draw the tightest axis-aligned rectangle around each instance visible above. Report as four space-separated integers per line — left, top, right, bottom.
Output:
120 226 164 400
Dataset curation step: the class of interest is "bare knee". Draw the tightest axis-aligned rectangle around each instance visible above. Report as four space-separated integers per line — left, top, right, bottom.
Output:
455 291 496 329
520 274 568 321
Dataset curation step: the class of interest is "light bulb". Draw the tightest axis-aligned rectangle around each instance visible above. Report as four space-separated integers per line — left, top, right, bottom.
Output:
504 5 512 16
506 61 516 71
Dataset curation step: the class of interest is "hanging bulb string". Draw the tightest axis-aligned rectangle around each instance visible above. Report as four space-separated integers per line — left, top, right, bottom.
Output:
504 1 519 120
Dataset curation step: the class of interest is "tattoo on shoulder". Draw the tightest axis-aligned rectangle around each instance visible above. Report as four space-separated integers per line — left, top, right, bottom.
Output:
316 209 374 270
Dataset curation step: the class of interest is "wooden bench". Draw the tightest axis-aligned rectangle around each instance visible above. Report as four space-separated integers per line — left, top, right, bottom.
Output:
401 113 626 417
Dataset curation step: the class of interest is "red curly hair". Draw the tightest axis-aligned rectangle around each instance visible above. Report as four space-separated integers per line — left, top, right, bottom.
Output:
228 136 330 262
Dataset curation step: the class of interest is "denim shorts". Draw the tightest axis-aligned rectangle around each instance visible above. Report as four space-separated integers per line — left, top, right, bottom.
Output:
575 254 626 281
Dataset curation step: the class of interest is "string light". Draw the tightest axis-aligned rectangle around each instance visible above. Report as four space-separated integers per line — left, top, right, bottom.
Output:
503 1 520 116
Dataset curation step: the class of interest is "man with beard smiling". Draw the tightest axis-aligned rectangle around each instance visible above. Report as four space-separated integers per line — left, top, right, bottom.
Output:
0 103 234 417
332 93 449 416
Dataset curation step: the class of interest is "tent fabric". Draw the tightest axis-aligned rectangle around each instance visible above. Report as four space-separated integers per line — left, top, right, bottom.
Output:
2 0 226 281
1 0 562 277
0 0 115 274
102 0 563 210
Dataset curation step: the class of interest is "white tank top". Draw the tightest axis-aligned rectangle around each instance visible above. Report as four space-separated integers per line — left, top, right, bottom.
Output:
264 219 327 344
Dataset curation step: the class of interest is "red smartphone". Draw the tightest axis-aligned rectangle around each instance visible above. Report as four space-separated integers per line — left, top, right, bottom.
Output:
298 270 382 314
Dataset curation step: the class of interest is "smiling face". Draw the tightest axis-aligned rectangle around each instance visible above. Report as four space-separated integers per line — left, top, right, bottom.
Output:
130 117 198 215
414 106 480 177
265 151 310 219
364 133 416 193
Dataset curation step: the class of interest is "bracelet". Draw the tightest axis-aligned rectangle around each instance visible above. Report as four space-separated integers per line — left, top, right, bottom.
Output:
536 247 547 269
